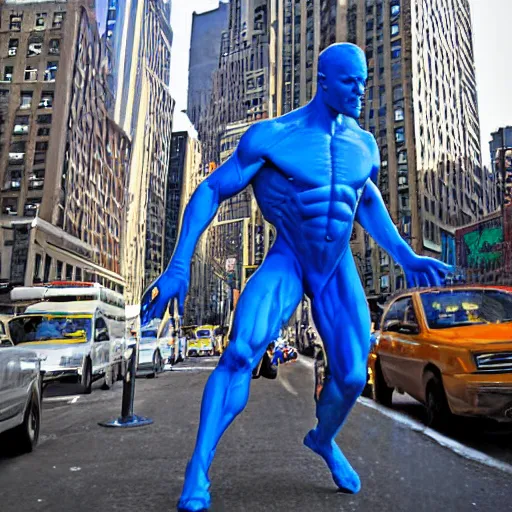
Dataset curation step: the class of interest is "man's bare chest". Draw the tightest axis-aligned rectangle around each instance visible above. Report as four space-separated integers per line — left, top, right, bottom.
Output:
264 128 373 191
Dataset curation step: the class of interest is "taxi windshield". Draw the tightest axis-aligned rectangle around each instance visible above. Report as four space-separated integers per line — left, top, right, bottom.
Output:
9 315 92 344
421 289 512 329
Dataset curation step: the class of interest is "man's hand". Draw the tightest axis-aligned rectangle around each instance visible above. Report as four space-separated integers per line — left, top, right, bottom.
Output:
401 254 453 288
140 264 190 327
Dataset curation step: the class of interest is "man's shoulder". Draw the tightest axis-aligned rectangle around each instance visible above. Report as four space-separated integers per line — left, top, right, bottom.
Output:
347 120 377 147
238 117 297 158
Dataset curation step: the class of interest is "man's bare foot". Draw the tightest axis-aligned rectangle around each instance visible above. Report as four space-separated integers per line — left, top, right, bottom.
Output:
177 459 211 511
304 429 361 493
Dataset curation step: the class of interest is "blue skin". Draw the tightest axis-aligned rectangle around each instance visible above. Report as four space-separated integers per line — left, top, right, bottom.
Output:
140 43 452 511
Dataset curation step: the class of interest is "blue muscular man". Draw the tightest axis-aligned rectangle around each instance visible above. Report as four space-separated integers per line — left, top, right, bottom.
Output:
141 43 451 511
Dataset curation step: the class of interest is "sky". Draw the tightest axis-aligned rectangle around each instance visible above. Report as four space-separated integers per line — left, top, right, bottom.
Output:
169 0 511 167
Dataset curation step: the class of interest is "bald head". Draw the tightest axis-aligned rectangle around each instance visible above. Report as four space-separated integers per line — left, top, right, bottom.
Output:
318 43 366 76
316 43 367 118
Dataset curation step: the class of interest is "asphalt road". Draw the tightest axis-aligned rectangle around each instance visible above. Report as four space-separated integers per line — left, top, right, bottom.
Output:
0 356 511 512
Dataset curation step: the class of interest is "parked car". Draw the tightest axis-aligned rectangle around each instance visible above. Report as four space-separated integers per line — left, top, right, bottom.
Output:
187 326 216 357
368 285 512 426
0 342 42 453
158 316 185 365
137 327 164 378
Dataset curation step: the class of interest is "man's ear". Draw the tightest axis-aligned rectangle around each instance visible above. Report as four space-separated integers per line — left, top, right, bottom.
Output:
317 72 327 90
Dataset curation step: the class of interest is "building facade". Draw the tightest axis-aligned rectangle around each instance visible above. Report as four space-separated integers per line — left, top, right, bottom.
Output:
270 0 488 296
187 1 230 128
0 0 130 301
117 0 175 306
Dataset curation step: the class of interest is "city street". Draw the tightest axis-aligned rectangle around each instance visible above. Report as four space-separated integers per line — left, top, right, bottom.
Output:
1 356 511 511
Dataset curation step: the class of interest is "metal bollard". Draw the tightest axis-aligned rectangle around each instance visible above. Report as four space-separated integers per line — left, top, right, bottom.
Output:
99 341 153 429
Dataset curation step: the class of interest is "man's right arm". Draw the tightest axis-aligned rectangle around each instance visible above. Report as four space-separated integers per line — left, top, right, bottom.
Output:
168 123 267 272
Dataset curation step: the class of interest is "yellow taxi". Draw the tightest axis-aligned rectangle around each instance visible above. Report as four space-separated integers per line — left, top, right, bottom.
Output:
368 285 512 426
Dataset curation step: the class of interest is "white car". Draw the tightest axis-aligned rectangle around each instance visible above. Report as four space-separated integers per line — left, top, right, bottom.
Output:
0 341 42 453
137 328 163 378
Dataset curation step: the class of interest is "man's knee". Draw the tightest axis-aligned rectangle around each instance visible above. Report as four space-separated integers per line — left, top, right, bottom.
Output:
218 340 255 372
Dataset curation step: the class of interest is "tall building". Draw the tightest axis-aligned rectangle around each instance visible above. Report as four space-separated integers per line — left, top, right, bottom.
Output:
490 126 512 251
0 1 130 300
272 0 486 295
117 0 175 306
187 1 230 128
186 0 272 323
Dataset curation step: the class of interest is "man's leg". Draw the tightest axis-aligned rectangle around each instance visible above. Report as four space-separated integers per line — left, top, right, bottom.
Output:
178 239 303 511
303 251 371 494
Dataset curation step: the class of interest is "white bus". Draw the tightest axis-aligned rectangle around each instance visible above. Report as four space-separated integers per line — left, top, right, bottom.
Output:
8 282 126 394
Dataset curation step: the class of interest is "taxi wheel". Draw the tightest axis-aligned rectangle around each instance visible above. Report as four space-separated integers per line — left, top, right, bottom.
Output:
372 359 393 407
425 373 451 429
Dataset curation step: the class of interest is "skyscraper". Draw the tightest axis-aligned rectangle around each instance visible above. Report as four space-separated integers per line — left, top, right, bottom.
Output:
272 0 487 295
116 0 175 306
187 1 230 128
0 1 130 297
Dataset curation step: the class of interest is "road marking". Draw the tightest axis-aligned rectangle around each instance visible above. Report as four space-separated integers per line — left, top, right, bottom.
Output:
171 366 215 372
44 395 81 404
278 371 299 396
297 355 512 476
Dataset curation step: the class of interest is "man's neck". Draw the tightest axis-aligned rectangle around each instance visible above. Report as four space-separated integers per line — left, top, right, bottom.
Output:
306 95 346 134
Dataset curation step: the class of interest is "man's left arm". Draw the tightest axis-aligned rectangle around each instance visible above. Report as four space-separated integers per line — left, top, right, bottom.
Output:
355 137 416 267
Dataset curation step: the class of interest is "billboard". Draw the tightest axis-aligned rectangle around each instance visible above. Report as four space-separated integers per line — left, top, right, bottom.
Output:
455 214 503 270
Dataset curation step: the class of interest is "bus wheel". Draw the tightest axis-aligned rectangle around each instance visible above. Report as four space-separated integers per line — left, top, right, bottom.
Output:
80 358 92 394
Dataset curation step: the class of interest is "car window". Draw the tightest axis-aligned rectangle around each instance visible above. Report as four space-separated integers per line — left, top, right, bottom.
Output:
382 297 412 330
404 301 419 327
95 317 109 341
0 321 5 336
421 289 512 329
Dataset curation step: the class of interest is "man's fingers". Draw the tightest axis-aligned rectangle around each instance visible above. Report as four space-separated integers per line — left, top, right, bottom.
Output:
427 268 441 287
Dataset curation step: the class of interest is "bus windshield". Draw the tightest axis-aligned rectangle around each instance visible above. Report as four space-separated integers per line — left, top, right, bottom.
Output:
9 315 92 344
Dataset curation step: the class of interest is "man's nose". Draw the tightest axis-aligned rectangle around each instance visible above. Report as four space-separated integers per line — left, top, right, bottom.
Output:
355 82 365 96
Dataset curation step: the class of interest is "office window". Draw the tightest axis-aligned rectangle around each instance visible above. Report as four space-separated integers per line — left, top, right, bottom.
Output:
49 39 61 55
10 15 23 31
37 114 52 124
20 91 33 109
44 62 58 82
25 66 38 81
8 39 19 57
391 41 401 59
391 24 399 37
394 106 404 121
27 36 43 57
35 13 47 30
395 127 405 143
13 116 30 135
39 91 54 108
3 66 14 82
37 127 51 137
52 12 65 29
